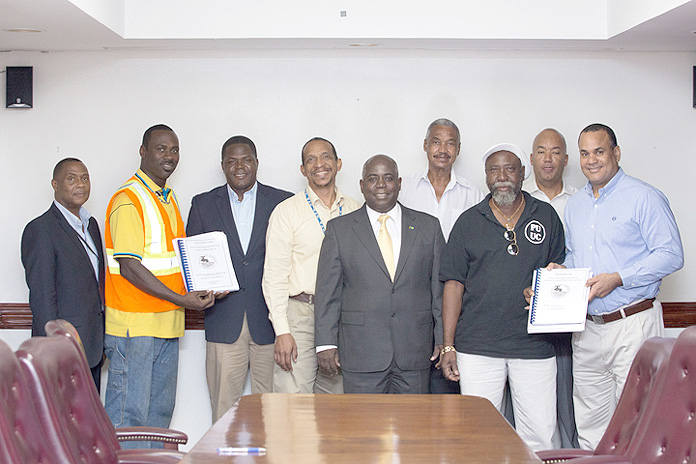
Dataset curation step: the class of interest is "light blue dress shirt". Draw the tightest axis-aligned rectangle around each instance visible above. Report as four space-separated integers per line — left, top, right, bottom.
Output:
54 200 100 281
563 168 683 315
227 182 257 254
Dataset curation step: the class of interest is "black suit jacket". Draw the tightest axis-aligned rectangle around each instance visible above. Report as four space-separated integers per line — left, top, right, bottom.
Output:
21 203 105 368
314 204 445 373
186 183 292 345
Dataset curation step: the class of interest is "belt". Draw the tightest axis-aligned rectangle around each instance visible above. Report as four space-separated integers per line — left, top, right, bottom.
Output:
587 298 655 324
290 293 314 305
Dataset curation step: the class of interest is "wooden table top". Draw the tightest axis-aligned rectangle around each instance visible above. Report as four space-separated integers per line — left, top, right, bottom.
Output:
179 393 541 464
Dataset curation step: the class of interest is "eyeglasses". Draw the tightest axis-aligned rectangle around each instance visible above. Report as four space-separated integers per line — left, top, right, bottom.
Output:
504 228 518 256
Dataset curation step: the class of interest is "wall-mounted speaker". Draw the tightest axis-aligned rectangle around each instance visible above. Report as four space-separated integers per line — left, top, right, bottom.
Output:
6 66 33 108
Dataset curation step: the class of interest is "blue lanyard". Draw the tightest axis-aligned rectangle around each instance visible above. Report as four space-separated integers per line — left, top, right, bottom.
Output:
305 189 342 234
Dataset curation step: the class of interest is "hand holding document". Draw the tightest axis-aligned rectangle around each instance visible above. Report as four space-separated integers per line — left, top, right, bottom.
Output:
528 267 592 333
173 231 239 293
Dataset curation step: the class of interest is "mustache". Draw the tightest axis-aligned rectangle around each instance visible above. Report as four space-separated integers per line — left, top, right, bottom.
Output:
493 181 515 190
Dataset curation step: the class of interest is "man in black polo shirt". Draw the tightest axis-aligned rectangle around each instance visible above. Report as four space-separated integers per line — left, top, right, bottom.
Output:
439 143 565 452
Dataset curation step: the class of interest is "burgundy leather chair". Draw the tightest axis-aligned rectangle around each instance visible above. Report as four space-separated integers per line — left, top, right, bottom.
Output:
537 336 676 463
44 319 188 450
560 325 696 464
0 338 76 463
16 335 185 464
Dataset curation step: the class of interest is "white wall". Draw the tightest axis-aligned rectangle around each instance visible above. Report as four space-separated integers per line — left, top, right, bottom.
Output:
122 1 606 39
1 48 695 448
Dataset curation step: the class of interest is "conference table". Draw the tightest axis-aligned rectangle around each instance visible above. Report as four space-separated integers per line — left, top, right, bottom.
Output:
179 393 542 463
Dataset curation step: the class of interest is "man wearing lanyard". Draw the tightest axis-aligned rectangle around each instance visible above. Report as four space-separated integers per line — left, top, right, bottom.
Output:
263 137 362 393
549 123 683 450
22 158 105 391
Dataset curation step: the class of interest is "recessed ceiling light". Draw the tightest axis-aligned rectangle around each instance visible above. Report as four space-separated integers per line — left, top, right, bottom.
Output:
4 28 43 33
348 43 380 47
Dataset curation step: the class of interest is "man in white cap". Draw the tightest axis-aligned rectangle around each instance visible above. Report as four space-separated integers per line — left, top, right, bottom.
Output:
439 143 565 451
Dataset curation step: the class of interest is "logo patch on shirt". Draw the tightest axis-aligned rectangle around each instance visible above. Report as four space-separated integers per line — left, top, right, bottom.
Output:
525 220 546 245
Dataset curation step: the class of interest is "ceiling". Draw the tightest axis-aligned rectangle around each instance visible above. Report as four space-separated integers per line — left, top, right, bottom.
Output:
1 0 696 53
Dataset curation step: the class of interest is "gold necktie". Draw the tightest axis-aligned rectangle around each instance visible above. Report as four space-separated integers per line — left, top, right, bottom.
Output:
377 214 395 280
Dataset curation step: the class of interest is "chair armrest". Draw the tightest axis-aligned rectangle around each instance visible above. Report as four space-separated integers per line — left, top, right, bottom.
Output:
536 449 594 462
116 449 185 464
567 456 631 464
116 426 188 450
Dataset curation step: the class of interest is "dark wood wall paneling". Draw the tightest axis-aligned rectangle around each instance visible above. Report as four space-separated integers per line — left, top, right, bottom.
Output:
1 302 694 330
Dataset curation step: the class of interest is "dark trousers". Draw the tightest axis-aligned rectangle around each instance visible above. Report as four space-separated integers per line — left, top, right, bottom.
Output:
428 359 460 394
90 356 104 393
343 358 429 394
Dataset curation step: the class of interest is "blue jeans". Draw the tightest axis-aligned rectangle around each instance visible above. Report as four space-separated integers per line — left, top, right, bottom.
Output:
104 334 179 449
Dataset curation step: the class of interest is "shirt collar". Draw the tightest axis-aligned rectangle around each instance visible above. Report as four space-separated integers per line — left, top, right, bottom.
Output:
366 202 402 225
530 180 574 200
54 200 91 228
306 185 344 209
417 165 460 192
227 181 258 204
136 169 173 202
583 167 624 198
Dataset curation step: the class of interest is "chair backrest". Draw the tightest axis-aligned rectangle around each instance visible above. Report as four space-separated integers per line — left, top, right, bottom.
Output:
16 335 120 464
594 336 676 455
44 319 122 442
0 338 75 463
622 325 696 463
45 318 83 351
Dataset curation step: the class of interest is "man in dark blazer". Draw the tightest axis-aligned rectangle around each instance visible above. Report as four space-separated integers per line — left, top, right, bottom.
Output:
315 155 445 393
21 158 105 391
187 135 292 421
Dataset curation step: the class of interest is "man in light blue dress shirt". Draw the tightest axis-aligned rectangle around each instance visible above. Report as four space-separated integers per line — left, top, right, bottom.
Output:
187 136 292 421
558 123 683 450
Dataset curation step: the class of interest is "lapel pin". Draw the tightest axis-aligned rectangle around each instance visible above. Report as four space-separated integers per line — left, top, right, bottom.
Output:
409 225 415 230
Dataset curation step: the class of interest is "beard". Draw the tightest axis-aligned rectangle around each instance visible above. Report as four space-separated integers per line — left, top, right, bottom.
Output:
490 180 522 206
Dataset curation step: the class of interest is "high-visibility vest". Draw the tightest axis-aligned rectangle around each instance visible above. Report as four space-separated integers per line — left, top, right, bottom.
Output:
105 174 186 313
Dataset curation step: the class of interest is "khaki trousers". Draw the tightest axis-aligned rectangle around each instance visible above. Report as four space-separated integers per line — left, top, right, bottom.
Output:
272 298 343 394
572 302 663 450
206 314 274 422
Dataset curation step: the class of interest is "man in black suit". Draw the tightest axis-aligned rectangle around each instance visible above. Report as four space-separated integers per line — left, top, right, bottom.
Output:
314 155 445 393
21 158 105 391
187 135 292 421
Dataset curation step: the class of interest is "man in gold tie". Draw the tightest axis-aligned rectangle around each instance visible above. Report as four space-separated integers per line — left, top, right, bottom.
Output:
314 155 445 393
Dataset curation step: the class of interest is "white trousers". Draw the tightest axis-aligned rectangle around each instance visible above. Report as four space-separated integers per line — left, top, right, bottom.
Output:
572 302 663 450
456 352 557 451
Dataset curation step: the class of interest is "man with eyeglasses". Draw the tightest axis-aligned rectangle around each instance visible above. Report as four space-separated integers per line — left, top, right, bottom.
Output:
439 143 565 451
545 123 683 450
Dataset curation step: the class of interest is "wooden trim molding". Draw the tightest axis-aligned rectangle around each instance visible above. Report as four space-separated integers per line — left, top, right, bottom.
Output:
0 303 206 330
1 302 695 331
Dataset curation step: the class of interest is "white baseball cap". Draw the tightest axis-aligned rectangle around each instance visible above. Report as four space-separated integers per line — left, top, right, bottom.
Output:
481 143 532 180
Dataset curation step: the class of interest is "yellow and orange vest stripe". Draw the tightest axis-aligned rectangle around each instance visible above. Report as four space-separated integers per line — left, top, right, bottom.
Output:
105 174 186 313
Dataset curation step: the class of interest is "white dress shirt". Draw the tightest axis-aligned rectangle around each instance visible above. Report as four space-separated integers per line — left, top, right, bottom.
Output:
528 181 577 228
54 200 99 281
399 166 484 240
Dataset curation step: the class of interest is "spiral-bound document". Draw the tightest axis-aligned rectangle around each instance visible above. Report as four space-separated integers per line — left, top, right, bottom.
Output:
173 231 239 293
528 267 591 334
